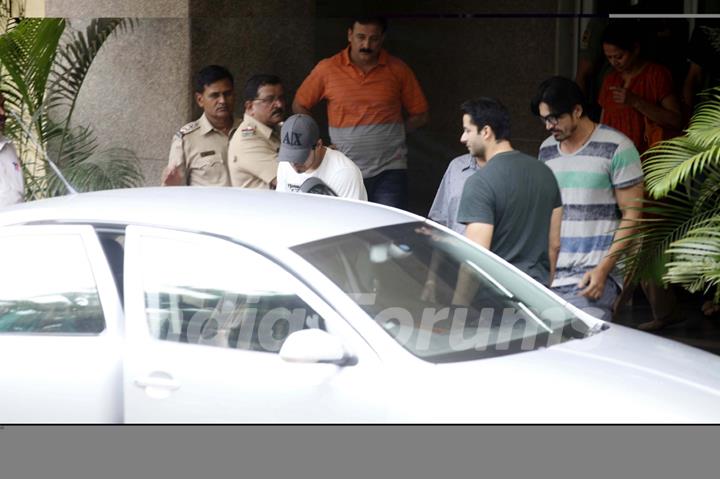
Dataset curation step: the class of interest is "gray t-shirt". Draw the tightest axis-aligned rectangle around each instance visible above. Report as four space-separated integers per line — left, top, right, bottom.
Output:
457 150 562 284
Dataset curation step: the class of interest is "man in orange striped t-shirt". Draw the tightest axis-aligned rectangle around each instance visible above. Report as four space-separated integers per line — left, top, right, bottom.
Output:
292 16 429 210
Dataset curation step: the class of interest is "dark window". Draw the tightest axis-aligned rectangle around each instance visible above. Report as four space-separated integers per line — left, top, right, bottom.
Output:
0 233 105 334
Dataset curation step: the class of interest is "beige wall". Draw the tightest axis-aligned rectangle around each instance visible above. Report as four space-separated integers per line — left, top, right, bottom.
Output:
45 0 187 17
45 1 190 184
66 18 192 185
25 0 44 16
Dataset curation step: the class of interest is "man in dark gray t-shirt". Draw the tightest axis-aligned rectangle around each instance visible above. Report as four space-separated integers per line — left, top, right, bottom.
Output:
456 98 563 285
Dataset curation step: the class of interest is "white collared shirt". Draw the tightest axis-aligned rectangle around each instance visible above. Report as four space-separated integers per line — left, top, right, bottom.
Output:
0 136 24 207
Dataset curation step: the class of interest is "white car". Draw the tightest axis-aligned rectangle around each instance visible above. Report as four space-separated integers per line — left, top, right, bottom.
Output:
1 187 719 423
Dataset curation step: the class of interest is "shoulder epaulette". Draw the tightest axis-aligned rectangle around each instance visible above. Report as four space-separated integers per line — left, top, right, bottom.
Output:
239 125 257 139
175 120 200 139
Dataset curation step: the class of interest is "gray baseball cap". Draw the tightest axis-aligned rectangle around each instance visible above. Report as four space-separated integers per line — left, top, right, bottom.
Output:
277 114 320 164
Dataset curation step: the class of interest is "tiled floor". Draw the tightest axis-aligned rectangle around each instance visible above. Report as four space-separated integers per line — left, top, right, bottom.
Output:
613 290 720 355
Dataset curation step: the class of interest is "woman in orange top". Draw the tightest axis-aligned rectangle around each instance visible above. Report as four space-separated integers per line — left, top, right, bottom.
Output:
598 22 683 154
599 22 685 331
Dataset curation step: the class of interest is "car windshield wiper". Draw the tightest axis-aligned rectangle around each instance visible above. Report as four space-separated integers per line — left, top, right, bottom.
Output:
9 111 78 195
585 321 610 337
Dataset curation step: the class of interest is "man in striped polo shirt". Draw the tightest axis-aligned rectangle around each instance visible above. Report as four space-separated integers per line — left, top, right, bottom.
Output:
531 76 645 320
292 16 429 210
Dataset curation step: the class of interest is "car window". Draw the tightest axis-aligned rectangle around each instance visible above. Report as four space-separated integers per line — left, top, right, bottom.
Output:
138 234 325 353
0 233 105 334
294 222 592 363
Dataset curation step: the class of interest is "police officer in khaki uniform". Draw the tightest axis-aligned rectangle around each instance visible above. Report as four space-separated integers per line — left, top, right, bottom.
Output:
162 65 241 186
227 74 285 189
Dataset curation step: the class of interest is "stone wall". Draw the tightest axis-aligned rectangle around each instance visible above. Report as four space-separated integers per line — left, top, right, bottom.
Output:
45 0 188 17
66 17 192 185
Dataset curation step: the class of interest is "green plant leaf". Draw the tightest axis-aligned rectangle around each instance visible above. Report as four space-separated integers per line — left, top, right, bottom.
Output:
1 17 143 200
0 18 65 142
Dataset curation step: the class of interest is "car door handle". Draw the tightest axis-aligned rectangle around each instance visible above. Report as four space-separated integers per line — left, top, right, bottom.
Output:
134 373 181 391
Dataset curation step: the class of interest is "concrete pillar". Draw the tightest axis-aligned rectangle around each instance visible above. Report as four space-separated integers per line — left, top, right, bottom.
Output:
70 18 193 184
45 1 192 185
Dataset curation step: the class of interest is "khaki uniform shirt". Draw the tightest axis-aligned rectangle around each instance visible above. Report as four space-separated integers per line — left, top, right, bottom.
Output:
227 113 280 189
167 113 241 186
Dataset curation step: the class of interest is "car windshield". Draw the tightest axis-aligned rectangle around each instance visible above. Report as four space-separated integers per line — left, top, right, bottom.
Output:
293 221 592 363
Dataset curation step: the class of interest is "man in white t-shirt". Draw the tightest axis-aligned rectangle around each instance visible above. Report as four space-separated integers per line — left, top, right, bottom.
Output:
0 92 24 208
276 114 367 200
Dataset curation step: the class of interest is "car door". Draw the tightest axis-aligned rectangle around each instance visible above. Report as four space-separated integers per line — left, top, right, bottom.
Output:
122 225 386 422
0 225 124 423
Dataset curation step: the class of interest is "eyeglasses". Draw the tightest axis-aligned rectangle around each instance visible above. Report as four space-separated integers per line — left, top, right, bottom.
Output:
253 95 285 105
538 112 567 126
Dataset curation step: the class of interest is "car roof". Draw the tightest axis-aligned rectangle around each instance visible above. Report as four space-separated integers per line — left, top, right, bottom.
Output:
0 187 422 247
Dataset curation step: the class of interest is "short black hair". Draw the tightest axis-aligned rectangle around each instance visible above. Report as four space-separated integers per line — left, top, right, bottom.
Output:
530 76 587 117
243 74 282 102
194 65 233 94
601 20 641 52
460 97 511 141
350 16 387 33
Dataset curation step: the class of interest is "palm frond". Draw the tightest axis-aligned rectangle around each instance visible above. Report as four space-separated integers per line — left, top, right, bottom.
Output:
47 123 97 163
46 18 135 166
616 191 720 282
663 217 720 298
47 18 134 111
642 137 720 198
693 168 720 216
51 148 144 194
42 123 142 196
640 86 720 201
8 110 143 199
3 17 142 199
0 18 65 141
684 87 720 149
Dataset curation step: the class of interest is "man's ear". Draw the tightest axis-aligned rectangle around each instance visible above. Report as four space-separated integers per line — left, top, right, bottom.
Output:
481 125 492 140
194 92 204 108
574 104 584 119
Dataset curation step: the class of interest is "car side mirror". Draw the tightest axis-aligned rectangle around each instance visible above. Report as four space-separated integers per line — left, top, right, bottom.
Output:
279 329 357 366
369 242 412 263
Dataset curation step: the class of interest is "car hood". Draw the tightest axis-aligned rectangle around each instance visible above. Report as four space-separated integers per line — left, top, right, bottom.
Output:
397 324 720 422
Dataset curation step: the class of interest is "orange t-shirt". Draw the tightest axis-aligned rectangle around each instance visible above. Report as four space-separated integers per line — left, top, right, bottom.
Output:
599 62 676 154
294 47 428 128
